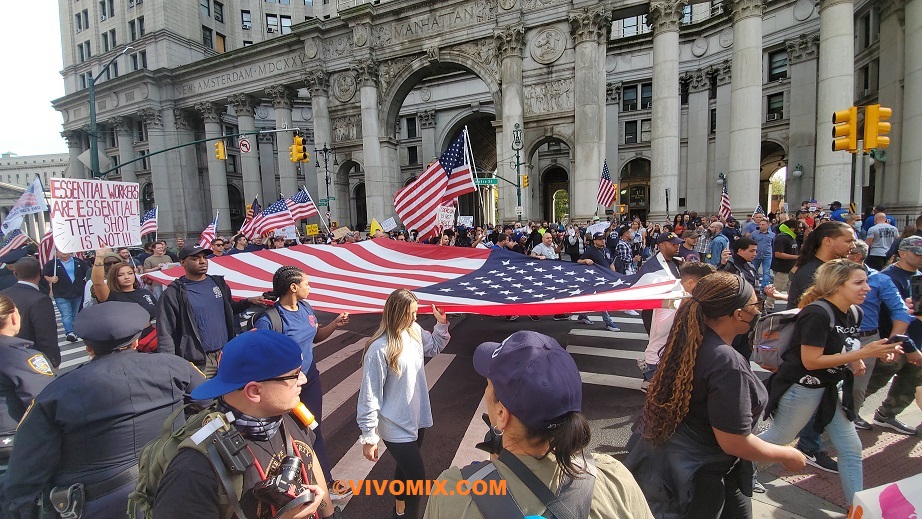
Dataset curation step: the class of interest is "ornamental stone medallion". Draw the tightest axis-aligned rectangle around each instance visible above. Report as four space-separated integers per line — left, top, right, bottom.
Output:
333 73 357 103
305 38 319 59
719 27 734 48
793 0 814 20
530 27 566 65
499 0 516 9
692 36 709 57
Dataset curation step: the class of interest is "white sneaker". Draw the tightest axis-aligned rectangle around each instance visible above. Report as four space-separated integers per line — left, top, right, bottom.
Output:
622 309 640 316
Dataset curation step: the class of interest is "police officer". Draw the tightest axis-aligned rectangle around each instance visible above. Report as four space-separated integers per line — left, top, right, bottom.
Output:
1 301 205 519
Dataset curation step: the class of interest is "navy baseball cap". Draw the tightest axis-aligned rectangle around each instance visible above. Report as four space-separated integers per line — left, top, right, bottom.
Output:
473 331 582 430
191 330 303 400
179 244 212 259
656 232 682 245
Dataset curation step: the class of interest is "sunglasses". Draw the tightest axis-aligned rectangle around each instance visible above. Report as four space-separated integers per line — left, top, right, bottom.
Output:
259 370 303 383
103 260 120 266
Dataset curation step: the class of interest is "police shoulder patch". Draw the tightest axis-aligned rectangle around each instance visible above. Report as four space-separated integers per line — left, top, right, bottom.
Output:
27 354 54 376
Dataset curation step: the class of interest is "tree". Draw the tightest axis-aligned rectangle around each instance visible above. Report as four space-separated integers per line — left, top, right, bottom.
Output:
553 190 569 223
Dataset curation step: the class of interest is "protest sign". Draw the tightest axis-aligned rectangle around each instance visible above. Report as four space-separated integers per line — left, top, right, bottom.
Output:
437 206 456 228
305 224 320 235
275 225 298 240
49 179 141 253
332 227 352 240
458 216 474 227
381 217 398 232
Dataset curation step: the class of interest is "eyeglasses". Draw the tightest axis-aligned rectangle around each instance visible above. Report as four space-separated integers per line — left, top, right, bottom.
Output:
259 370 303 383
744 300 765 312
103 261 120 266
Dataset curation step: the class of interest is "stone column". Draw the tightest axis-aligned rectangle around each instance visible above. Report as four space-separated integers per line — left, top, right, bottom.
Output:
648 0 686 222
172 109 205 235
138 108 174 235
605 82 622 198
62 130 86 179
877 0 904 204
305 69 332 208
686 70 711 211
353 58 390 224
495 24 526 223
569 7 611 220
814 0 855 205
713 61 732 211
195 102 232 234
257 133 279 203
228 94 262 206
419 109 437 163
727 0 764 214
109 117 137 184
898 0 922 211
267 85 298 198
785 33 820 207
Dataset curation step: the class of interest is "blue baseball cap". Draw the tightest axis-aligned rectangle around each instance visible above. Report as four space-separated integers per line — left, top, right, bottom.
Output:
473 331 582 430
191 330 303 400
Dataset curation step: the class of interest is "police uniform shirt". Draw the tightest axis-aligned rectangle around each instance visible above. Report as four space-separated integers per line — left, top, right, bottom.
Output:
0 335 54 435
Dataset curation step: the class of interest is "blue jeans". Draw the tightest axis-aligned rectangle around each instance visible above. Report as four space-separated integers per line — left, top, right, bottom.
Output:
55 295 83 335
602 311 615 326
758 384 864 505
754 256 772 289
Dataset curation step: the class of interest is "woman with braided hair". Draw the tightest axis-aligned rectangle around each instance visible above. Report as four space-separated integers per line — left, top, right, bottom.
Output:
626 272 805 519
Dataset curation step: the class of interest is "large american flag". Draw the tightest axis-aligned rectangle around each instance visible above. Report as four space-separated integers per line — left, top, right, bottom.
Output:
719 184 733 221
287 189 319 220
140 207 158 237
596 159 616 207
395 132 472 241
256 199 295 236
239 198 262 239
199 214 219 248
144 239 682 315
0 230 28 258
39 231 55 266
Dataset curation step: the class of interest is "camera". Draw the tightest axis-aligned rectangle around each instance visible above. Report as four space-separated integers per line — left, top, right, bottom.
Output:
252 455 313 508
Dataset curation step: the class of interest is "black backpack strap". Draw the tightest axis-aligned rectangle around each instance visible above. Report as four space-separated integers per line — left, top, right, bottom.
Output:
459 461 526 519
206 444 249 519
266 306 283 333
498 450 577 519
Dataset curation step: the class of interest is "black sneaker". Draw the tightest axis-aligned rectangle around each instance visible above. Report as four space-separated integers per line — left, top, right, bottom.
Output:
873 412 917 435
505 315 519 321
553 314 569 321
799 449 839 473
529 315 541 321
854 415 873 431
66 333 78 342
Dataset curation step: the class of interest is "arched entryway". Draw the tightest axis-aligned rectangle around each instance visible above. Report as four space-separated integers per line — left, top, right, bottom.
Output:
542 166 569 222
620 158 651 221
353 182 367 232
760 141 787 214
528 137 572 223
336 160 362 229
227 185 244 231
440 114 497 225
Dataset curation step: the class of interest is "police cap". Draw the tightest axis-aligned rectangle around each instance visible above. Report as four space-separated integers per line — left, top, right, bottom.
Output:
74 301 150 353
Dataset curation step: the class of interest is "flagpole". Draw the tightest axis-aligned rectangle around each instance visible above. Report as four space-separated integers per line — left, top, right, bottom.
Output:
154 206 159 242
307 187 333 235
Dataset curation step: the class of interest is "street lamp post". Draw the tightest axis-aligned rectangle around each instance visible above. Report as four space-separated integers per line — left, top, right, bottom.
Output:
510 123 525 223
88 46 133 178
314 143 337 222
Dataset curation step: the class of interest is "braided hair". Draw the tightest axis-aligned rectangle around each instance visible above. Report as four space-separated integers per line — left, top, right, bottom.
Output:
796 221 852 268
264 265 305 300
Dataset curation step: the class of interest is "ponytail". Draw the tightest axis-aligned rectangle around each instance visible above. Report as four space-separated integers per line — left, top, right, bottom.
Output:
523 412 592 478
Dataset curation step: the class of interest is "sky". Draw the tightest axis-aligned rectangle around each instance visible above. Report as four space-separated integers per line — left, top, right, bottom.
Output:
0 2 67 156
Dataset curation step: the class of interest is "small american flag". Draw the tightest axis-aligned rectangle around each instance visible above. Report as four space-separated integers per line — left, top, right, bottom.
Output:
286 189 319 220
39 231 55 266
239 198 262 239
719 185 733 221
256 199 295 236
0 230 28 258
596 160 616 207
752 204 764 217
140 207 158 237
199 214 219 248
442 129 476 202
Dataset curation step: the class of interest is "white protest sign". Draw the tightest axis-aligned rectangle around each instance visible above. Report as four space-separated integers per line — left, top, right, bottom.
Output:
586 221 611 236
381 217 398 232
458 216 474 227
50 179 141 253
275 225 298 240
437 205 456 228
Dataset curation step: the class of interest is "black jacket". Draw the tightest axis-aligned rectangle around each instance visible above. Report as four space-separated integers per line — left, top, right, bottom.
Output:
722 255 759 292
156 275 251 365
1 283 60 367
42 258 89 299
0 335 54 435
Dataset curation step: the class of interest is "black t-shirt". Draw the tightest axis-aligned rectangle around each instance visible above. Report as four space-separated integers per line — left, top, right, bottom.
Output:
678 245 700 262
787 257 823 306
781 300 861 386
771 233 798 273
580 245 613 268
682 329 768 444
107 288 157 319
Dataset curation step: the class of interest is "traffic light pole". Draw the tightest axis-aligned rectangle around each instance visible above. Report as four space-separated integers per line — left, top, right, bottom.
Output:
511 123 525 223
314 144 336 224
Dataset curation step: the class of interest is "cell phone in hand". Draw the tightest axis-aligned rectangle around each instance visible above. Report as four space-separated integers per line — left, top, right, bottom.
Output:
886 334 909 344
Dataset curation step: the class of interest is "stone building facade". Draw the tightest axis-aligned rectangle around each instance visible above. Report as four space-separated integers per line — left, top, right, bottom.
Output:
53 0 922 237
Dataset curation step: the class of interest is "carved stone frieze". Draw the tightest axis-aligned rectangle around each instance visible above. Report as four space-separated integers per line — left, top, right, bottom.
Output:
137 108 162 128
494 24 526 60
524 0 566 9
731 0 764 22
379 57 415 94
322 35 354 61
500 0 516 9
568 7 611 45
452 39 499 80
530 27 566 65
710 59 732 85
648 1 687 34
173 109 194 130
108 116 131 133
372 26 393 47
332 115 362 142
686 68 709 91
305 37 320 59
785 32 820 64
332 72 357 103
303 69 330 97
425 45 440 63
352 58 379 88
606 82 622 103
61 130 83 147
228 94 257 117
353 23 369 47
418 109 436 128
524 78 573 115
266 85 295 110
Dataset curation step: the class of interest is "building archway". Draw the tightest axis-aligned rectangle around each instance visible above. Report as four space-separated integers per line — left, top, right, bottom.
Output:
620 158 651 222
760 141 787 214
542 167 569 222
528 138 571 222
440 113 497 224
353 182 367 232
227 185 244 231
336 160 361 229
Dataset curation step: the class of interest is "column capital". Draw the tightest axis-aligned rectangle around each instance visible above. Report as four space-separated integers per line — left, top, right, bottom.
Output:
731 0 764 22
228 94 257 117
710 59 732 85
173 109 194 130
138 108 162 128
303 69 330 96
108 116 132 133
785 32 820 64
61 130 83 147
418 109 436 128
351 58 379 88
879 0 904 22
818 0 853 14
568 7 611 45
194 101 226 124
684 68 710 92
648 1 687 34
606 82 622 103
494 23 525 60
266 85 295 110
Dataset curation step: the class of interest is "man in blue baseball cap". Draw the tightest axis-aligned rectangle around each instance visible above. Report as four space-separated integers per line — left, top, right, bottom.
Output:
424 331 652 519
154 330 342 519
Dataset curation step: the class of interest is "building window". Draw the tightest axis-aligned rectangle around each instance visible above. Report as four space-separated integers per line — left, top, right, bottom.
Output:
103 32 109 52
768 50 787 81
682 5 692 24
104 60 119 80
99 0 108 20
640 83 652 109
200 0 210 17
625 121 638 144
709 74 718 100
139 150 149 171
243 40 253 46
408 146 419 165
280 0 290 4
622 85 637 111
108 0 114 17
109 29 116 47
710 108 717 134
202 26 213 48
85 41 92 59
75 14 83 32
241 10 251 29
266 14 278 32
79 74 87 89
214 1 224 22
82 10 89 29
280 15 292 34
640 119 652 142
215 32 226 52
680 81 689 105
406 117 417 139
138 16 145 35
129 20 136 40
136 120 148 142
131 50 147 70
78 44 86 63
766 93 784 120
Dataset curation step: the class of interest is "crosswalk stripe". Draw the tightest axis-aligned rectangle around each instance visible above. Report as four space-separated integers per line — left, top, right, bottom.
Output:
450 396 489 469
573 315 644 325
569 329 649 341
568 345 643 361
579 371 643 389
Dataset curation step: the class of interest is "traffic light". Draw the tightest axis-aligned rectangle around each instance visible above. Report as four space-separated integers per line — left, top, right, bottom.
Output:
289 135 309 162
864 104 892 149
521 174 529 188
214 141 226 160
831 106 858 153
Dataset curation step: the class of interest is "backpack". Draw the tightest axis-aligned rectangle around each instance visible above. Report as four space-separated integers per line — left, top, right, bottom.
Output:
246 306 282 333
751 300 862 372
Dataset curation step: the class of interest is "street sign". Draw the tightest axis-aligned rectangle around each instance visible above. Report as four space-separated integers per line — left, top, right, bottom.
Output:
328 196 336 201
318 199 329 207
474 177 498 185
515 206 523 215
238 138 252 153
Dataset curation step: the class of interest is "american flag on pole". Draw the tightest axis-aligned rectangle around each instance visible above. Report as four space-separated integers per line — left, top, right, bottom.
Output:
596 159 616 207
39 231 55 266
394 133 470 241
199 213 219 248
286 189 319 220
144 239 682 315
752 204 764 217
256 199 295 237
140 207 158 237
239 198 262 239
719 185 733 221
0 230 28 258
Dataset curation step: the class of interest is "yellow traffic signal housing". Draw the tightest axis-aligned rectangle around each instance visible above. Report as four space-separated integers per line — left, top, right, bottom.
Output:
832 106 858 153
214 141 226 160
289 136 308 162
521 174 529 188
864 104 892 149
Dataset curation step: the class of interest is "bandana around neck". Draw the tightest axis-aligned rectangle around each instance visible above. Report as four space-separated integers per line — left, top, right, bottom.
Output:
217 398 283 442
